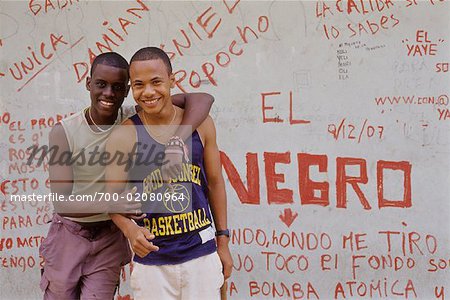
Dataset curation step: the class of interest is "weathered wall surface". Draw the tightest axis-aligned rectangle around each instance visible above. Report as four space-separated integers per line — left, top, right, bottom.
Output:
0 1 449 299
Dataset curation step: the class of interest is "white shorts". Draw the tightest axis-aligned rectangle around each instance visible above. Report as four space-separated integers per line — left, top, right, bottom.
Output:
131 252 224 300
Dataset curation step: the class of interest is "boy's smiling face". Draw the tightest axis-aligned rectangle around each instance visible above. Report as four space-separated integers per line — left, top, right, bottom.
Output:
129 58 175 116
86 63 129 120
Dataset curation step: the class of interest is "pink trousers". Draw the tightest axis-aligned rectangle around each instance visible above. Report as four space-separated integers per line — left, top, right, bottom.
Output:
39 214 132 300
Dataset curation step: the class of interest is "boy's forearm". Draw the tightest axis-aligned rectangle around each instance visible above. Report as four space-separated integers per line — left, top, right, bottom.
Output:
208 181 228 231
208 181 230 254
174 93 214 141
110 213 136 238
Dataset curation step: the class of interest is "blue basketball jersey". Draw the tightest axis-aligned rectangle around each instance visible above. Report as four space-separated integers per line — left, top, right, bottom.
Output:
128 114 216 265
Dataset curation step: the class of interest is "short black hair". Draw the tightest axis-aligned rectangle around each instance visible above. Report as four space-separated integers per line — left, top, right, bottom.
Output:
90 52 129 76
130 47 172 74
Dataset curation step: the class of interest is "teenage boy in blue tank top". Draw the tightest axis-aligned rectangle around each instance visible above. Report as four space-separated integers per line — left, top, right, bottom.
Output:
105 47 232 299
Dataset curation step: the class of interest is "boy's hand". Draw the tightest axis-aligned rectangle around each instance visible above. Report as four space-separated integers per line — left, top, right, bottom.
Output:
162 149 183 181
126 223 159 258
217 237 233 279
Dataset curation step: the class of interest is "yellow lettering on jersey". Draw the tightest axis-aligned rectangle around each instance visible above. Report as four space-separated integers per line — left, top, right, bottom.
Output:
147 209 212 237
192 165 201 185
179 213 189 233
187 212 195 231
150 218 158 236
158 217 166 236
164 216 175 235
173 214 182 234
143 169 163 193
193 210 201 229
143 218 151 231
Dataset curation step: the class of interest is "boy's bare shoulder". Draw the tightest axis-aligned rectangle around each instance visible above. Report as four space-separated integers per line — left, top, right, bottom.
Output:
197 115 216 145
108 118 137 148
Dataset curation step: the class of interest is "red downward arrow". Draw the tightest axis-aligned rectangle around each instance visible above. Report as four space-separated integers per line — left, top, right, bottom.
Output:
279 208 298 227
